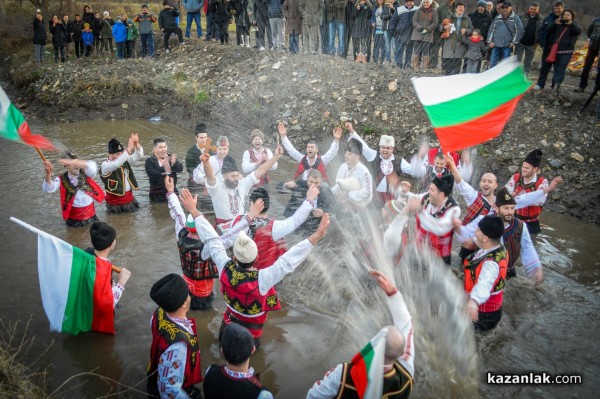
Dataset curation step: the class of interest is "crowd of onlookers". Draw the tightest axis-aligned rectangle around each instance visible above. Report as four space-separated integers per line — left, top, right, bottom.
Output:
32 1 599 91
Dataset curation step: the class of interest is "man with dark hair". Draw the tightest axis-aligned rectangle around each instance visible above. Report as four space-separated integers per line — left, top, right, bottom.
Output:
242 129 278 188
331 137 373 209
464 215 507 331
533 1 564 90
179 188 330 347
185 122 212 188
159 0 185 53
516 2 542 74
203 323 274 398
100 133 144 213
145 137 184 202
192 135 229 187
147 273 202 398
43 154 105 227
87 222 132 316
307 270 414 398
279 122 341 181
504 149 562 237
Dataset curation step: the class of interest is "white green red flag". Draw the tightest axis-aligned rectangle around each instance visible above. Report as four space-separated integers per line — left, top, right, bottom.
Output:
349 327 388 399
411 57 532 153
10 217 115 335
0 85 55 150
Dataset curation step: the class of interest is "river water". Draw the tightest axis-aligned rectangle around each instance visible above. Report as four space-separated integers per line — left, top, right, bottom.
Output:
0 120 598 398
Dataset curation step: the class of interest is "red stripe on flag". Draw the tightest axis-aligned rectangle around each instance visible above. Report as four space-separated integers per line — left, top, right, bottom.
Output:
18 121 56 151
435 95 523 153
91 257 115 334
350 355 368 398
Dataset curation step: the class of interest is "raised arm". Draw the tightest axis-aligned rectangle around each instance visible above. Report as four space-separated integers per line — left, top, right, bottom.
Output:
279 123 304 162
272 185 319 240
345 122 377 162
254 145 283 181
201 152 217 186
166 176 186 238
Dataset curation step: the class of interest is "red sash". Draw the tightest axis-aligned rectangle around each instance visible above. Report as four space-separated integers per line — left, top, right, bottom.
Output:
59 174 105 221
105 190 134 205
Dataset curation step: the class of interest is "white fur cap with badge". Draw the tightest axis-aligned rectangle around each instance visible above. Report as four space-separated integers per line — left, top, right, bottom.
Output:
233 231 258 264
379 135 395 147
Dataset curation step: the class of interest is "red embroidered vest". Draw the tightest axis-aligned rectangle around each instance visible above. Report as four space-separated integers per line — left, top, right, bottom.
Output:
463 247 508 313
294 154 329 181
59 172 105 221
502 218 524 271
249 148 271 186
416 195 458 258
462 192 492 226
511 173 545 222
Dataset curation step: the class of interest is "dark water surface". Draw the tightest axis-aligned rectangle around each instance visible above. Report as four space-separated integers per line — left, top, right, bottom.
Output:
0 120 598 398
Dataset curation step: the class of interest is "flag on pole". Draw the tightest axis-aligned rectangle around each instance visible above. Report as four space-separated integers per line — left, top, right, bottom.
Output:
10 217 115 335
349 328 388 399
411 57 532 153
0 85 55 150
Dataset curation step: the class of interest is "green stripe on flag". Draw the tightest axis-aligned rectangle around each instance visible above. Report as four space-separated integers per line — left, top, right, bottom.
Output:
361 342 375 370
62 247 97 334
423 67 531 128
3 104 25 141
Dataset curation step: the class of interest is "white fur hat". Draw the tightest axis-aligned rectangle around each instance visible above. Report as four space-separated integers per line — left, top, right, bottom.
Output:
379 135 395 147
233 231 258 264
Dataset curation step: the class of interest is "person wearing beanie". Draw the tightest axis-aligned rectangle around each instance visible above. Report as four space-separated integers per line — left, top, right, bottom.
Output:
331 137 374 210
494 187 543 286
461 215 508 331
100 133 144 213
400 173 461 265
178 187 331 347
147 273 203 398
346 121 413 205
308 270 415 398
42 153 105 227
201 143 284 228
165 175 262 310
505 149 563 237
204 323 274 398
145 137 184 202
85 222 132 323
99 11 115 54
242 129 278 188
230 184 319 271
278 122 341 181
185 122 212 188
192 134 229 187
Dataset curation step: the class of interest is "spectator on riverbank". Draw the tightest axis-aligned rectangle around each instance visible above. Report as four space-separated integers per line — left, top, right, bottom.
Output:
112 17 127 60
126 20 139 58
49 14 67 63
33 10 47 64
159 0 185 53
72 14 84 58
183 0 204 39
91 12 102 53
100 11 115 54
134 4 157 58
62 15 74 58
82 23 94 57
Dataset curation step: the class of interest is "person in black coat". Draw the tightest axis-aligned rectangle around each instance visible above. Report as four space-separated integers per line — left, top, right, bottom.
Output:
145 138 184 202
91 12 102 54
254 0 273 50
213 0 232 44
62 15 74 58
33 11 47 63
82 5 95 26
72 14 84 58
49 15 67 62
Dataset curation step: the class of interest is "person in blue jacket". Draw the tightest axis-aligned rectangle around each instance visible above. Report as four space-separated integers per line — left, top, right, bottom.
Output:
112 16 128 59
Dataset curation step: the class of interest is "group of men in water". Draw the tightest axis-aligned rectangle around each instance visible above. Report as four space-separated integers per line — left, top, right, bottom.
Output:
41 120 561 397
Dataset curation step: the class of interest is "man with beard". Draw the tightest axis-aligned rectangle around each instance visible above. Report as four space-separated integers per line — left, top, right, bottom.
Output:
242 129 278 188
192 135 229 186
279 122 341 181
202 147 282 228
496 187 543 285
505 149 562 238
145 137 184 202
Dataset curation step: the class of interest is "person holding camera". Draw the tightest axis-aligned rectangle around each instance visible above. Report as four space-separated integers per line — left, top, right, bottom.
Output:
49 14 68 63
33 10 47 63
134 4 158 58
534 9 581 92
159 0 185 53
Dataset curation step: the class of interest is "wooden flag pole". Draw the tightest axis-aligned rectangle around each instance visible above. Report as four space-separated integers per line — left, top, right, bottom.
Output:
111 265 122 273
35 147 47 162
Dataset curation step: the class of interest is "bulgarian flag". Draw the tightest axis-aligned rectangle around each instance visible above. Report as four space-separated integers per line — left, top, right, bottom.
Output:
411 57 532 153
349 328 388 399
10 217 115 335
0 85 55 150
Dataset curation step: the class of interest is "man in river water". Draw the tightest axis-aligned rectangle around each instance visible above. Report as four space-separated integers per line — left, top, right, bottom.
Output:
145 137 184 202
307 269 414 398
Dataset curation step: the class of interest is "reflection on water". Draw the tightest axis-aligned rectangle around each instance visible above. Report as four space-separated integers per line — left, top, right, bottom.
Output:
0 120 599 398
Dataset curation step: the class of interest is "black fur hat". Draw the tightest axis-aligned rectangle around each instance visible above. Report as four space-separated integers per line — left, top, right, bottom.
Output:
90 221 116 251
523 149 542 168
221 155 239 174
108 138 124 154
495 187 516 207
220 323 255 365
150 274 189 312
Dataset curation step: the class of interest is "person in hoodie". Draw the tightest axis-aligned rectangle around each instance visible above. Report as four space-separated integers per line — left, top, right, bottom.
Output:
183 0 204 39
82 23 94 57
299 0 323 54
268 0 285 50
134 4 157 58
72 14 84 58
49 14 67 63
352 0 372 63
389 0 415 68
33 10 47 64
159 0 185 52
112 17 127 59
487 1 523 67
126 20 139 58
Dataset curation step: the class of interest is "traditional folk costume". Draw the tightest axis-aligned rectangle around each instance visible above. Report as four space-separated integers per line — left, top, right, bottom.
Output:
167 192 252 310
348 132 412 204
185 123 213 188
43 160 104 227
204 366 273 399
148 274 203 398
281 135 339 181
100 138 143 213
231 188 315 270
331 139 374 210
495 188 543 279
307 291 415 399
206 156 259 227
282 180 335 234
505 149 549 236
463 216 508 331
194 213 316 346
241 130 277 188
144 152 184 202
192 135 229 187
